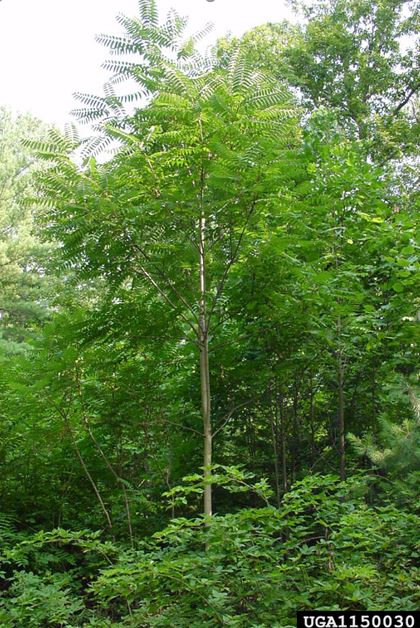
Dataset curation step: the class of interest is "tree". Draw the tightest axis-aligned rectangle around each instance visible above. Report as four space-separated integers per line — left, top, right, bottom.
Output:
0 108 53 354
284 0 419 158
218 0 419 161
1 0 419 619
30 0 299 517
215 21 299 81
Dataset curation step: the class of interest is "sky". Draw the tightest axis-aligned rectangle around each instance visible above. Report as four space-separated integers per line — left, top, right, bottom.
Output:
0 0 294 129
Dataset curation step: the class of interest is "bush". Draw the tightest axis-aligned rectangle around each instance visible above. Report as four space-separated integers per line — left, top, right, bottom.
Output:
0 475 418 626
91 474 419 626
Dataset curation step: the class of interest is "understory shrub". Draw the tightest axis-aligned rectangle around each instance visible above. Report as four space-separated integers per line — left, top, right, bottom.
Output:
0 474 418 626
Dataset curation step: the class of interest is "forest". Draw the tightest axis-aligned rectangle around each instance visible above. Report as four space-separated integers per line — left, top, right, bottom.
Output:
0 0 419 625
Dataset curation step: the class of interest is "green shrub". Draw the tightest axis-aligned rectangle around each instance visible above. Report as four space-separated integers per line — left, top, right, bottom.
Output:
1 475 418 626
90 474 419 626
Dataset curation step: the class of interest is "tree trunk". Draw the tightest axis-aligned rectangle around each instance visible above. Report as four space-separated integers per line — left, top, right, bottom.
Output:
280 396 288 492
199 210 212 517
338 354 345 480
270 387 281 508
200 329 212 516
309 385 316 463
291 382 299 483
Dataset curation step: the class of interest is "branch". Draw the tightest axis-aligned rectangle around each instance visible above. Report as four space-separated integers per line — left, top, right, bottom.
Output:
207 197 257 327
391 83 419 118
158 418 202 437
74 368 134 547
51 399 113 532
213 394 261 439
208 331 254 353
132 264 198 338
130 241 199 325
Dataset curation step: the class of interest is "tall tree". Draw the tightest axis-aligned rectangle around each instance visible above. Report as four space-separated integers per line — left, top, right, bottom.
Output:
285 0 419 157
0 108 53 354
218 0 419 160
29 1 299 516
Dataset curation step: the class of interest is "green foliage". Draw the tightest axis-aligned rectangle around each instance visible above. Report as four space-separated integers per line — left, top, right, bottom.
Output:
87 476 420 624
0 0 418 624
163 465 274 509
350 386 420 475
285 0 419 157
226 0 419 160
1 476 417 626
0 571 84 627
0 108 54 354
0 526 120 626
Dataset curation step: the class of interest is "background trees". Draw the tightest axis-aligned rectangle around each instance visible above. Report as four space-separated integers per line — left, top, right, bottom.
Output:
0 108 53 354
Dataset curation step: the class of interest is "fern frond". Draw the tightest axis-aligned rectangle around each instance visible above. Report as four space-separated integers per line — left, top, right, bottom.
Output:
115 14 149 48
103 125 142 146
156 92 191 110
191 21 214 44
177 37 195 60
102 59 141 76
80 134 114 159
226 48 257 96
227 46 241 91
103 83 126 116
63 123 80 146
24 129 76 159
119 90 148 104
71 108 108 124
256 106 299 121
45 128 73 151
138 0 158 27
21 138 70 161
95 33 144 55
73 92 108 111
107 71 133 86
245 88 291 110
160 65 194 98
0 512 17 533
179 53 212 78
161 9 188 45
198 74 225 101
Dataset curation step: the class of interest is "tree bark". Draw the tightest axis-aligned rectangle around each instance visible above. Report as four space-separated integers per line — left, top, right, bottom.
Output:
200 331 212 516
280 393 288 492
309 384 316 463
270 386 281 508
291 382 299 484
199 210 212 517
338 353 345 481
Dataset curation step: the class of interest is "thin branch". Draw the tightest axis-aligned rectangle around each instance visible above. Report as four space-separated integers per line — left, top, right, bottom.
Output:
71 433 114 532
132 264 198 337
391 83 419 118
130 241 199 325
207 197 258 327
208 331 253 353
157 418 203 437
74 368 134 548
52 400 113 532
213 394 262 438
165 206 201 252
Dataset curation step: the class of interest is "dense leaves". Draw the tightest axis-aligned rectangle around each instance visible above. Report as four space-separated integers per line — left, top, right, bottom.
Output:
0 0 418 625
0 475 418 625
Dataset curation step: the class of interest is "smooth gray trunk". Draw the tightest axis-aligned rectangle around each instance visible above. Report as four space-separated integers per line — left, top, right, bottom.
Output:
199 211 212 516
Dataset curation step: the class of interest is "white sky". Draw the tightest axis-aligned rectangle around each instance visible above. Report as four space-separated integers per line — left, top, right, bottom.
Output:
0 0 294 129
